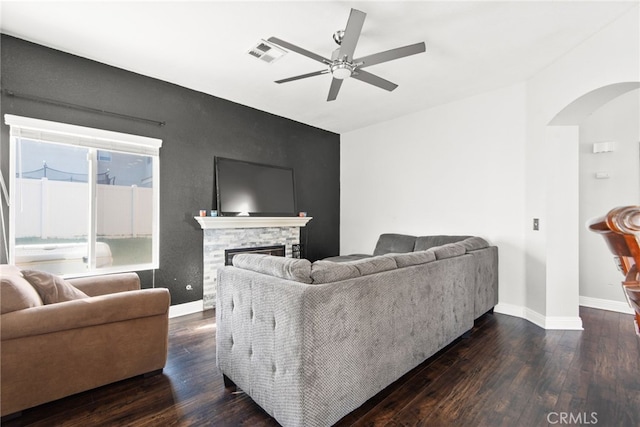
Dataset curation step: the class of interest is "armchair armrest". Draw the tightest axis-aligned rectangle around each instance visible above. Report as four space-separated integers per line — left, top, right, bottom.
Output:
68 272 140 296
1 288 170 341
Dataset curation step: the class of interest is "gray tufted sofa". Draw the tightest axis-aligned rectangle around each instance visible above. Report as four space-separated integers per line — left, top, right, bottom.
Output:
325 234 499 319
216 235 498 427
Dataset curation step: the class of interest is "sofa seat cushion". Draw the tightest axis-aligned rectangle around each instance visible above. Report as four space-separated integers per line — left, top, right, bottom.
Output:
414 235 471 251
311 256 397 284
373 233 417 256
21 270 89 304
232 254 312 284
0 266 44 314
389 250 437 267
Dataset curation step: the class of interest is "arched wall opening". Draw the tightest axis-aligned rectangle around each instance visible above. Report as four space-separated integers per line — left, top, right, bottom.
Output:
546 82 640 327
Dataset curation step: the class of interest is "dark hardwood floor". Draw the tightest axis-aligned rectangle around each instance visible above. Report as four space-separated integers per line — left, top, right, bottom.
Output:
4 306 639 427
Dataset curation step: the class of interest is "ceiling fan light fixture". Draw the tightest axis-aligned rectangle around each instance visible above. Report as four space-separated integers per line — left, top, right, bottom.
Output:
330 61 354 79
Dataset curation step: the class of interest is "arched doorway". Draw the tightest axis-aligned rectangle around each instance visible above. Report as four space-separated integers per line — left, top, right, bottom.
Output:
547 81 640 325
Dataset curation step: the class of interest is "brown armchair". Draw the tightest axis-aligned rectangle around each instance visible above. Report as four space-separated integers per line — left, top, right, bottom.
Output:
0 265 170 417
588 206 640 335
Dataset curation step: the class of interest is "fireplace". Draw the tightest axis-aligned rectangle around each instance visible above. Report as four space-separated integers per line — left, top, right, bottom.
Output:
225 245 285 266
195 215 312 310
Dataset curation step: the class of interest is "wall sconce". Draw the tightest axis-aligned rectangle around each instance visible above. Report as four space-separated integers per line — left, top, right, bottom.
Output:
592 141 615 154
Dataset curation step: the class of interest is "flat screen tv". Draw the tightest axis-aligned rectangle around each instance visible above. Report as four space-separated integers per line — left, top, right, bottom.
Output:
214 157 296 217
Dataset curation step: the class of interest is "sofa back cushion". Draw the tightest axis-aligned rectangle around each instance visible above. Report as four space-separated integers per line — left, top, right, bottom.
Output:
389 250 437 268
351 256 398 275
373 234 417 256
459 236 490 252
431 243 467 260
0 265 44 314
21 270 90 304
310 260 360 283
414 235 471 251
232 254 313 284
311 256 398 284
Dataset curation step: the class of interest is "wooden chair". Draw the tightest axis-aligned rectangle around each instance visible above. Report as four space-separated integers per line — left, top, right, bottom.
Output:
588 205 640 336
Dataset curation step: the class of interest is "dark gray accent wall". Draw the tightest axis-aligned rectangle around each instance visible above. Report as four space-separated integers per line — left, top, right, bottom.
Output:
0 35 340 305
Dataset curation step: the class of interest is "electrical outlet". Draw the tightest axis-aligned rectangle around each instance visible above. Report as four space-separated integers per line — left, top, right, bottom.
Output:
533 218 539 231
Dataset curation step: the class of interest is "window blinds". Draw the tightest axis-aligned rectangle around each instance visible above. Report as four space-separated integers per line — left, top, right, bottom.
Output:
4 114 162 156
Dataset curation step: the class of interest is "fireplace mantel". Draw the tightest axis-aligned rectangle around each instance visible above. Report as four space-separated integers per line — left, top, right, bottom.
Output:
194 216 312 229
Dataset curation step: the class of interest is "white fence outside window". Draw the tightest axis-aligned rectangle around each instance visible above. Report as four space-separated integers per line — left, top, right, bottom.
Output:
15 178 153 239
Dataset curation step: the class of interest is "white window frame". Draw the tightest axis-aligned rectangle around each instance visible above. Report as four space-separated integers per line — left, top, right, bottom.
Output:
5 114 162 277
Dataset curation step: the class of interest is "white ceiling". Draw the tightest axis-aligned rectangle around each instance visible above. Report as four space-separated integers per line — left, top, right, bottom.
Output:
0 1 637 134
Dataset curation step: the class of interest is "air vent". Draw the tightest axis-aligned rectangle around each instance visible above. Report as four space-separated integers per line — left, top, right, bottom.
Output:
248 39 287 63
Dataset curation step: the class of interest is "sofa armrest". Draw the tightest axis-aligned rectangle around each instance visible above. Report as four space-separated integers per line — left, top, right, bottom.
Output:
1 288 170 341
217 267 308 425
68 272 140 296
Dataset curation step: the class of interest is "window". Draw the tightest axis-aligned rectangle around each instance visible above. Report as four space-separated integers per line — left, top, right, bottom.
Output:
5 115 162 277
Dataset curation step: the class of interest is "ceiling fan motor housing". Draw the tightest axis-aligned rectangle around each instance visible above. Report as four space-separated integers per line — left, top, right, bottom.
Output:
330 47 356 79
330 61 354 79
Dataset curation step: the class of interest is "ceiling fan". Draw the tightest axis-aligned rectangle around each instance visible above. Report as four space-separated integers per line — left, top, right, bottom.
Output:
268 8 426 102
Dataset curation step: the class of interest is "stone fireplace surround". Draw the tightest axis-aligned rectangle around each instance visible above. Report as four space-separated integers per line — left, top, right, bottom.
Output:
195 216 312 309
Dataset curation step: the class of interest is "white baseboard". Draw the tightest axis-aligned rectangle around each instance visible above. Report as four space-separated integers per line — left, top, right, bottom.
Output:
494 302 525 318
169 300 204 318
579 296 634 315
543 315 583 330
494 303 583 330
523 307 547 329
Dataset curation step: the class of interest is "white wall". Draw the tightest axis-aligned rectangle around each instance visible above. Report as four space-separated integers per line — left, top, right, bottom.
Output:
579 89 640 304
525 4 639 325
341 4 639 329
341 83 527 309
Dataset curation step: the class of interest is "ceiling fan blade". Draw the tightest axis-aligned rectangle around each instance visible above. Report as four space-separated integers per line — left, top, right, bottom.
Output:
275 70 329 84
355 42 426 69
268 37 331 65
327 78 343 101
351 70 398 92
338 9 366 61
